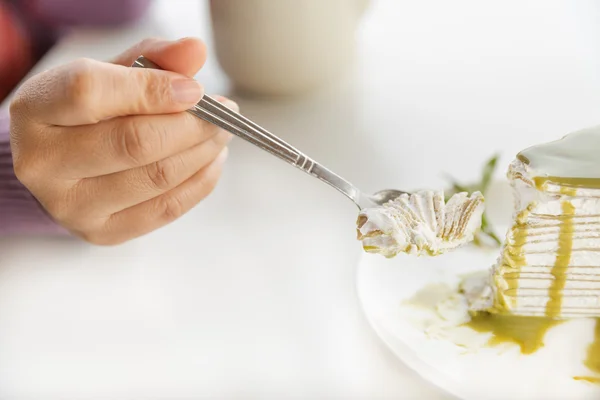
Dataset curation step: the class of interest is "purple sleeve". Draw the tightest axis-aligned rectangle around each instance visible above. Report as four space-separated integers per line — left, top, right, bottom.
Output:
0 112 68 235
28 0 153 26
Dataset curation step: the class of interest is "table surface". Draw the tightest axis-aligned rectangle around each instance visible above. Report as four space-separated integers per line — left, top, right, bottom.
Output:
2 1 600 398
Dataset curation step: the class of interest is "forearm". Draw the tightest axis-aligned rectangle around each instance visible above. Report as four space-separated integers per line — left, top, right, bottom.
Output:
0 112 67 235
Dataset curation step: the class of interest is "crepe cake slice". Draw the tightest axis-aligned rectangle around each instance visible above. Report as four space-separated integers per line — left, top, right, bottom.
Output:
472 126 600 318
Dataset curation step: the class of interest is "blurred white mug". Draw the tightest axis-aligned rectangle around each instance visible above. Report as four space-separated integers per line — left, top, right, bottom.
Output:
209 0 370 97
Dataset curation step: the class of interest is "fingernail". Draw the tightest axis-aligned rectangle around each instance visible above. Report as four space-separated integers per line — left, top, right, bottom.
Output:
217 130 233 144
171 79 203 103
226 100 240 112
177 36 195 43
215 95 239 112
214 147 229 166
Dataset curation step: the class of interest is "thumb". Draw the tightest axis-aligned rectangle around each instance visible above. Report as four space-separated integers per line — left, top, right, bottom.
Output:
110 37 207 78
14 57 204 126
12 37 209 126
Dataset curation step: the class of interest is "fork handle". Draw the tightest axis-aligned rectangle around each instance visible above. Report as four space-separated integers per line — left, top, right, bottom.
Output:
131 56 362 208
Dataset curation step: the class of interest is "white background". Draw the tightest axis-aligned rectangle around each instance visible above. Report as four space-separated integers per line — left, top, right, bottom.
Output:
1 1 600 398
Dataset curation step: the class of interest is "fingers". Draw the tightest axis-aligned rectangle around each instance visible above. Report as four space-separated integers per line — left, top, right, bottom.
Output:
110 37 207 78
12 58 203 126
46 98 238 178
90 148 228 245
52 112 217 178
75 129 232 216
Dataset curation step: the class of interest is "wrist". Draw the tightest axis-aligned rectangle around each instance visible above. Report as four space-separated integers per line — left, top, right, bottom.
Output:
0 115 69 236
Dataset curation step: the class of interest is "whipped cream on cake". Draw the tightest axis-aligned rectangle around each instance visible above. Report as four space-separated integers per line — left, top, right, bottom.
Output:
469 126 600 318
356 190 485 257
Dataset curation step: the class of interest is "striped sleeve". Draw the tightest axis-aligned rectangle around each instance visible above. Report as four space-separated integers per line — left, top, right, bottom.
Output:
0 112 68 235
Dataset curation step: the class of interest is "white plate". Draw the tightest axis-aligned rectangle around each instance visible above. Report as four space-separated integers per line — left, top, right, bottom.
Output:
355 181 600 400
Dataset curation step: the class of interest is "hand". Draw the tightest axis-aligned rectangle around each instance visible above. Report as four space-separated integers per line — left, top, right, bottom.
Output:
9 38 236 245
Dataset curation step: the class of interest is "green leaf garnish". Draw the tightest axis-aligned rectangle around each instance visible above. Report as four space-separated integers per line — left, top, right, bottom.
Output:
480 154 499 193
445 153 502 248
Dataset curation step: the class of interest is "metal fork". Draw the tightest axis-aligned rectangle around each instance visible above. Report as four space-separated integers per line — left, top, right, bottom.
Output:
132 56 405 209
